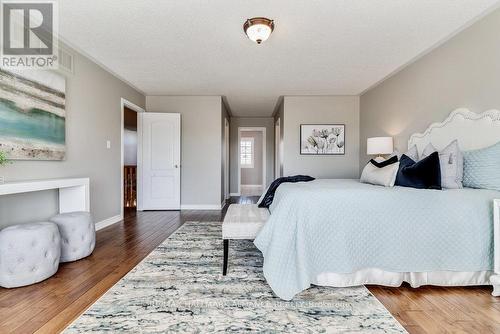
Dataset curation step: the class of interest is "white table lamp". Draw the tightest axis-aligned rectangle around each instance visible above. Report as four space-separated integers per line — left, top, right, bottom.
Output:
367 137 393 159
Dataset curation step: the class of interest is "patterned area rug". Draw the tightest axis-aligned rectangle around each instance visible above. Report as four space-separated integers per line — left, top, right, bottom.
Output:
65 221 406 333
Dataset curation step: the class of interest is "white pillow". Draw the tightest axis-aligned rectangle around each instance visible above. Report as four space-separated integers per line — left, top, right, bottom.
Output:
392 145 419 162
421 140 463 189
360 158 400 187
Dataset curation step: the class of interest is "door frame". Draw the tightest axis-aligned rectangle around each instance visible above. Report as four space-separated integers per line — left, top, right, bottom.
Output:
120 98 145 217
224 118 230 200
237 127 266 195
275 117 281 178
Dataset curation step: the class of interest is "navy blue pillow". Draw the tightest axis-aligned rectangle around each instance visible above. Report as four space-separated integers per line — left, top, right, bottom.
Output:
395 152 442 190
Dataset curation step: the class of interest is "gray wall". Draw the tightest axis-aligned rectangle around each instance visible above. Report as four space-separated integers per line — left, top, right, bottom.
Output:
229 117 275 194
146 96 223 207
360 7 500 172
240 131 263 185
0 42 145 227
282 96 360 178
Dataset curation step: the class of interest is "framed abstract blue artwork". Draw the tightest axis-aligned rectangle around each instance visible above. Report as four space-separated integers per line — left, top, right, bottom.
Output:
0 69 66 160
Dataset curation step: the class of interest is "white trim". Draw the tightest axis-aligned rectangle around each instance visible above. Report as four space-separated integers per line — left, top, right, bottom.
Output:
120 98 145 216
240 184 263 188
137 113 144 211
237 127 267 196
180 204 222 210
230 192 241 197
95 214 122 231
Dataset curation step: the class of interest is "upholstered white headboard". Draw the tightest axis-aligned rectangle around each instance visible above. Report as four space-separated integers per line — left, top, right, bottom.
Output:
408 108 500 153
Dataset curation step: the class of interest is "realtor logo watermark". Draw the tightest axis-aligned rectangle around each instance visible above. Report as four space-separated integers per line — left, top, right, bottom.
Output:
1 0 58 69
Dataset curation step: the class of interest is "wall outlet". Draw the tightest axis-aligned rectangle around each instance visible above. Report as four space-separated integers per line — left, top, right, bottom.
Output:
106 140 111 149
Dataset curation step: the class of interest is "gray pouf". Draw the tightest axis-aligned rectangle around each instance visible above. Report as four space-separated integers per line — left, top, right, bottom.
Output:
0 222 61 288
49 211 95 263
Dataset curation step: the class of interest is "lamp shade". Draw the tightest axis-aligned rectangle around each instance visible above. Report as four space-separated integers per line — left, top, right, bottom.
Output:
367 137 393 155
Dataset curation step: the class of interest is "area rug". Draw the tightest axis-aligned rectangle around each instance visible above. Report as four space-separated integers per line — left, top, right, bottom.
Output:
65 221 406 333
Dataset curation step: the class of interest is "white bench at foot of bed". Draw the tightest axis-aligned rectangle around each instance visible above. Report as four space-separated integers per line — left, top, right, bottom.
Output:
222 204 269 275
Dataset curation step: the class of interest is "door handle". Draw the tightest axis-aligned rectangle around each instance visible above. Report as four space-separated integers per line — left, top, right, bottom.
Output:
174 165 179 168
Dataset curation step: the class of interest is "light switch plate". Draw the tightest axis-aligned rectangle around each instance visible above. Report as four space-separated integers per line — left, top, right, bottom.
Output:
0 176 4 184
106 140 111 149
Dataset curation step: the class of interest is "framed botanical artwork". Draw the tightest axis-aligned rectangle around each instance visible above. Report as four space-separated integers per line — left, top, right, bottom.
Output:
300 124 345 155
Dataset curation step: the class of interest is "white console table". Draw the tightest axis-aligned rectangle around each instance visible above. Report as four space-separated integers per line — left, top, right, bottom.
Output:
0 178 90 213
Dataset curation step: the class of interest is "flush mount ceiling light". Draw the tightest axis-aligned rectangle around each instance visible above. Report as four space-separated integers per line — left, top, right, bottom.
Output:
243 17 274 44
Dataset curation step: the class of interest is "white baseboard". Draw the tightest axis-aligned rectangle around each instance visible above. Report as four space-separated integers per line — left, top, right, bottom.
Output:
95 214 123 231
241 184 263 188
180 204 222 210
229 192 241 197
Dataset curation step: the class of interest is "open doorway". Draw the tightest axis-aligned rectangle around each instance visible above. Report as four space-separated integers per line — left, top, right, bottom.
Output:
123 106 137 216
238 127 266 197
120 98 144 219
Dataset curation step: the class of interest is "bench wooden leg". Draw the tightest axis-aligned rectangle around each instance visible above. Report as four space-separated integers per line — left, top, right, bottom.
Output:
223 239 229 276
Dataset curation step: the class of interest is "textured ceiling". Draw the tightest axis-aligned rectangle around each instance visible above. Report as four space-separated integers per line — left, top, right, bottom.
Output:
59 0 500 116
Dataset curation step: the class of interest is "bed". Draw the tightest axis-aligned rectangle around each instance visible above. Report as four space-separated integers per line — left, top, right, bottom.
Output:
254 108 500 301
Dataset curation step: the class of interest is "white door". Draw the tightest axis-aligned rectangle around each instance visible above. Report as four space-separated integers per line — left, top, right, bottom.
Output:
138 113 180 210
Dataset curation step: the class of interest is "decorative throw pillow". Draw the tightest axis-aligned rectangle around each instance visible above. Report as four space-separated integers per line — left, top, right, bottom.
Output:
463 141 500 191
391 145 419 162
421 140 463 189
395 152 442 190
360 156 400 187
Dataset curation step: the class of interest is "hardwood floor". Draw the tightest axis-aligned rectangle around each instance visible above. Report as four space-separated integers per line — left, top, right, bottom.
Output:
369 284 500 333
0 196 498 333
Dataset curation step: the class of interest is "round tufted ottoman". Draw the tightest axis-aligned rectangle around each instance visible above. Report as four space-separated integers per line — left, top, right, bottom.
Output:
49 211 95 263
0 222 61 288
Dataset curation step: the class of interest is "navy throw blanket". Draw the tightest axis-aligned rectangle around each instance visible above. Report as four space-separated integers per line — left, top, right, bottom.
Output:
258 175 315 208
